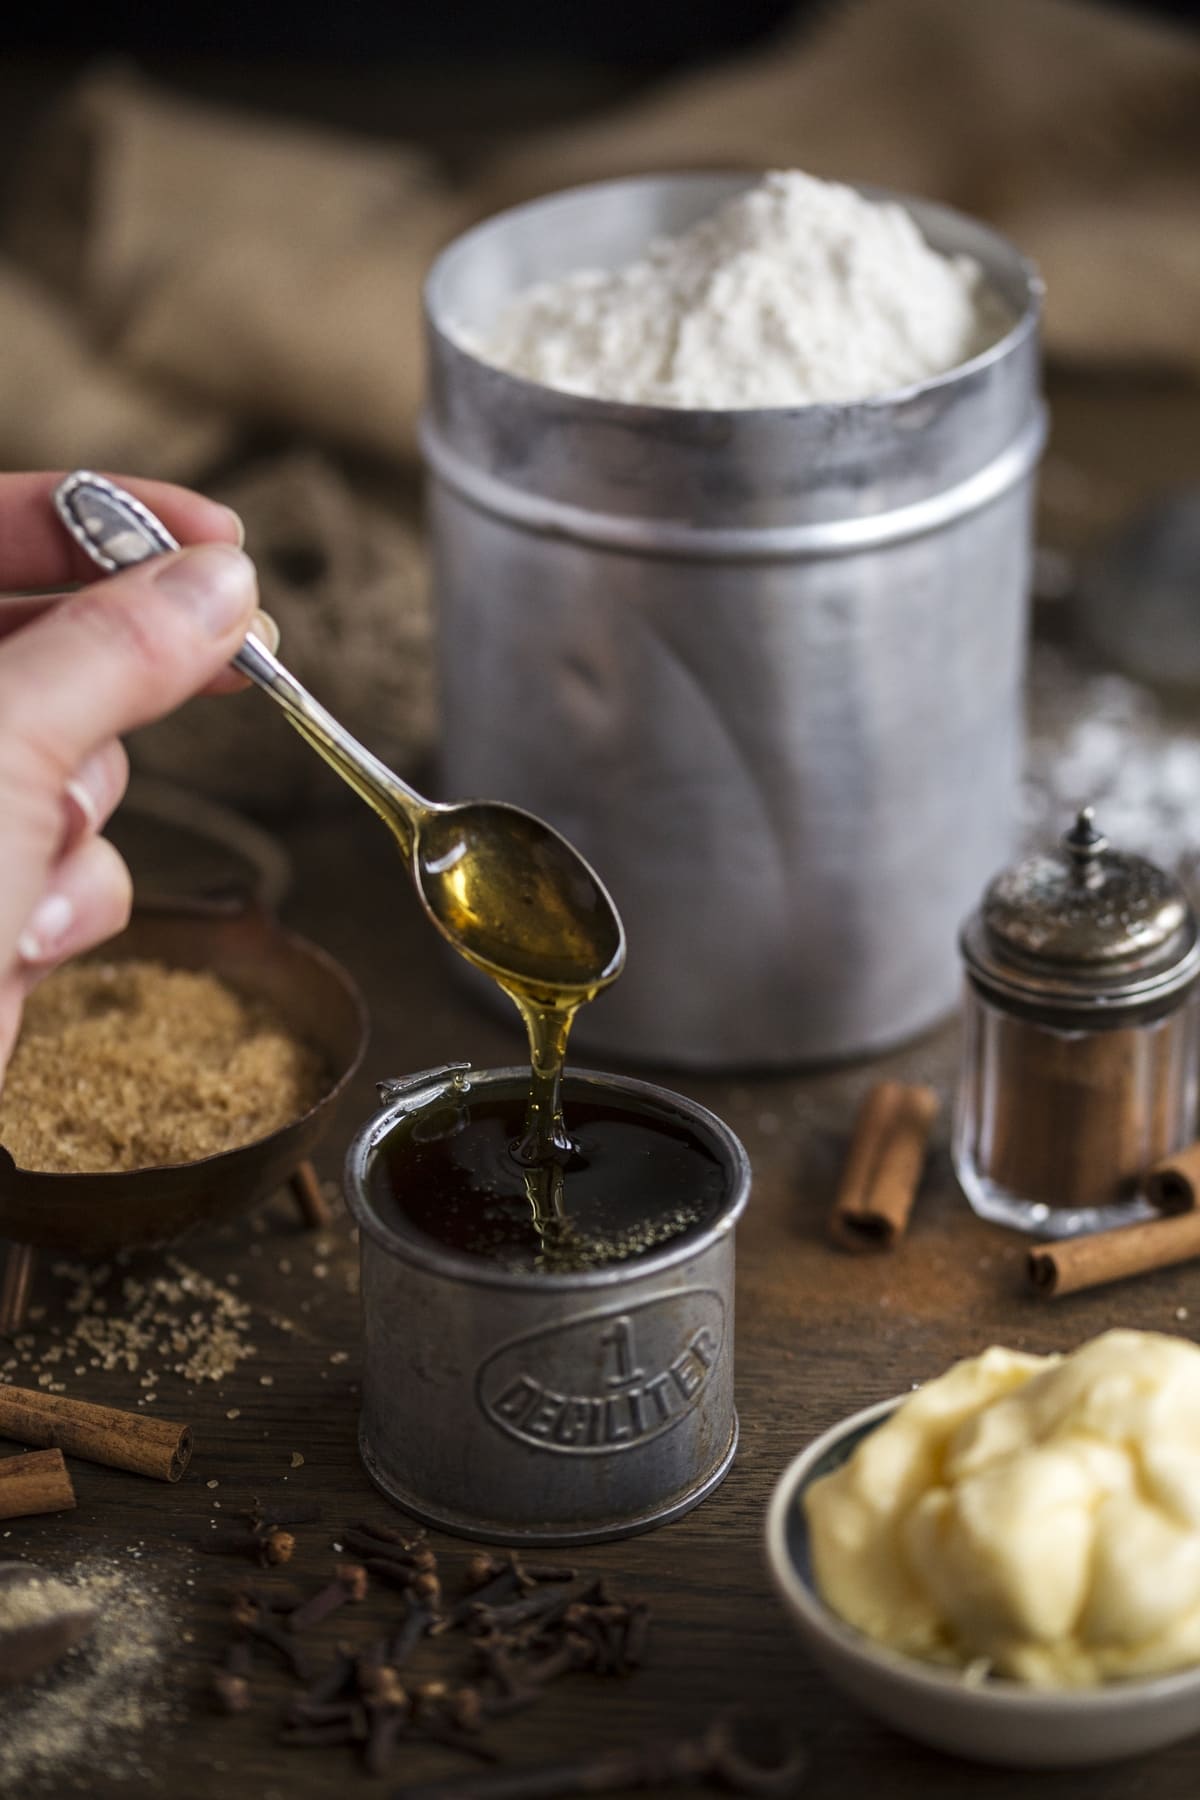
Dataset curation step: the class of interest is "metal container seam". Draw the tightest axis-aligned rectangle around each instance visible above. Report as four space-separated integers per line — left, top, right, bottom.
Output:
419 406 1047 561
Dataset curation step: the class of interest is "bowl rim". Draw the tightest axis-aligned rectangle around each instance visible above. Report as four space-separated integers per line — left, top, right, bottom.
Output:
765 1392 1200 1714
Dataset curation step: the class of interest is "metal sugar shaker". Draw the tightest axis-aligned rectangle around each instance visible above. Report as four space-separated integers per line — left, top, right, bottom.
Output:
953 808 1200 1238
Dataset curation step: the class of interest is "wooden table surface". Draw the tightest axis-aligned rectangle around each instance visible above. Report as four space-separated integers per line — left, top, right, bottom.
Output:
8 798 1200 1800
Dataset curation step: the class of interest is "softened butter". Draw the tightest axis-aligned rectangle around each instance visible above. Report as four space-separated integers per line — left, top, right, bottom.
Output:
805 1330 1200 1687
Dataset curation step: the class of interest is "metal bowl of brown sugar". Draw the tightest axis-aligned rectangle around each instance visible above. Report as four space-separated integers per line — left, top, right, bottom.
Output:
0 896 367 1334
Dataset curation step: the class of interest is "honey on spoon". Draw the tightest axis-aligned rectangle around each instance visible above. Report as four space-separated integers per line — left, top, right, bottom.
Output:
53 472 625 1201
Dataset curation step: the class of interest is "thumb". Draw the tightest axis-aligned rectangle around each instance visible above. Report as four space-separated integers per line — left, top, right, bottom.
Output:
0 544 257 957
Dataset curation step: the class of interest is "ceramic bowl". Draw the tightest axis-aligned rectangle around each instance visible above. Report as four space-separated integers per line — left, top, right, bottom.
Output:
765 1397 1200 1767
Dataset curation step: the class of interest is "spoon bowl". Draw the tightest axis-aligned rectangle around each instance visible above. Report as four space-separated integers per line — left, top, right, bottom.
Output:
416 800 625 996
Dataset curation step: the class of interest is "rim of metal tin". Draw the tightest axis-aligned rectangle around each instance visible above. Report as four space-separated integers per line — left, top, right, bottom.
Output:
419 410 1047 563
344 1064 750 1293
421 171 1045 562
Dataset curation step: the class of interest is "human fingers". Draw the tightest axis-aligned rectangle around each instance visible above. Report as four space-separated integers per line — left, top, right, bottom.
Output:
61 740 130 848
0 544 257 958
0 543 258 770
15 834 133 970
0 470 243 594
204 607 281 694
0 591 279 698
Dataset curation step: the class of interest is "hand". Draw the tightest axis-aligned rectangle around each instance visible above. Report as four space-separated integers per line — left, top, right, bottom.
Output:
0 471 261 1076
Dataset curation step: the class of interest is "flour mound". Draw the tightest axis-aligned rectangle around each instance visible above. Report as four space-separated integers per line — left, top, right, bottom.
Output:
465 170 1011 409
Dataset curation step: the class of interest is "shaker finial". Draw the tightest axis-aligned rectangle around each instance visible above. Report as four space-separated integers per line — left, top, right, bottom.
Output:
1064 807 1108 882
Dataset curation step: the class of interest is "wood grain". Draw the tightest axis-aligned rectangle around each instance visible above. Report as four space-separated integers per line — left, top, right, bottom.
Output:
6 807 1199 1799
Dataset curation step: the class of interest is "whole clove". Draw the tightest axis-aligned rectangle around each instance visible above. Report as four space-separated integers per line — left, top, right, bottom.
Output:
231 1591 313 1681
288 1563 369 1634
198 1523 296 1566
338 1528 429 1564
338 1529 436 1576
360 1663 409 1709
462 1553 506 1592
412 1570 443 1616
360 1663 411 1777
211 1668 252 1714
439 1556 578 1633
365 1556 424 1593
469 1587 573 1635
474 1640 524 1697
448 1686 487 1733
390 1600 436 1666
559 1607 612 1673
349 1518 425 1550
523 1632 597 1688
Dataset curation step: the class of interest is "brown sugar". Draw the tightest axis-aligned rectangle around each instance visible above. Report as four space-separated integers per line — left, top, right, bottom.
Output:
0 959 323 1173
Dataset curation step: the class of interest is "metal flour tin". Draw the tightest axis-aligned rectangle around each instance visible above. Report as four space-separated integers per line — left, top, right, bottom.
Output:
421 172 1046 1068
344 1064 750 1544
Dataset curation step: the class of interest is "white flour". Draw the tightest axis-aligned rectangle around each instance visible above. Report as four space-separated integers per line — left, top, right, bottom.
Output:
464 170 1010 408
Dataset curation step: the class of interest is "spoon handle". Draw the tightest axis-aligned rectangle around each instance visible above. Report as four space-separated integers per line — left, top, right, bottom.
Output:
53 471 426 852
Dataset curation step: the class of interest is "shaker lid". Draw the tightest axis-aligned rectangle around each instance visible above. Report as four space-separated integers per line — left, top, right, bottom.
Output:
961 808 1200 1010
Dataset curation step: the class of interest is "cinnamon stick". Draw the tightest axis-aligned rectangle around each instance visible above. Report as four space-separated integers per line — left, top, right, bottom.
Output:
828 1081 940 1253
1145 1141 1200 1216
0 1388 192 1482
289 1159 332 1230
1029 1211 1200 1298
0 1448 77 1519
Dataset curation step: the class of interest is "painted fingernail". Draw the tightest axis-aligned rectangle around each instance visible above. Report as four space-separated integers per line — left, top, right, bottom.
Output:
17 893 74 964
248 609 280 653
153 544 256 636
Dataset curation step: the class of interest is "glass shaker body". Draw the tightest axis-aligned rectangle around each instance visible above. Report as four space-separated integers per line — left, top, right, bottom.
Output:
954 809 1200 1239
953 984 1200 1238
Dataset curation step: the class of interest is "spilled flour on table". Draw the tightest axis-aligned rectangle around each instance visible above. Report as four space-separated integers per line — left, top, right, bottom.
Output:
1022 641 1200 886
0 1559 174 1789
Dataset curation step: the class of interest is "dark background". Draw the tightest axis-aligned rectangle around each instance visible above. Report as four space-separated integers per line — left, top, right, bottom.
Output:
5 0 1197 66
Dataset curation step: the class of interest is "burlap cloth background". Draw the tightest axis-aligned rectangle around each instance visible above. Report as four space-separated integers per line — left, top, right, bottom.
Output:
1 0 1196 811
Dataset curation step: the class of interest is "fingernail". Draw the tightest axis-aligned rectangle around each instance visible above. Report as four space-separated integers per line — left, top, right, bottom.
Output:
154 544 256 636
18 893 74 963
248 608 280 654
64 779 99 836
63 745 114 837
223 506 246 549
